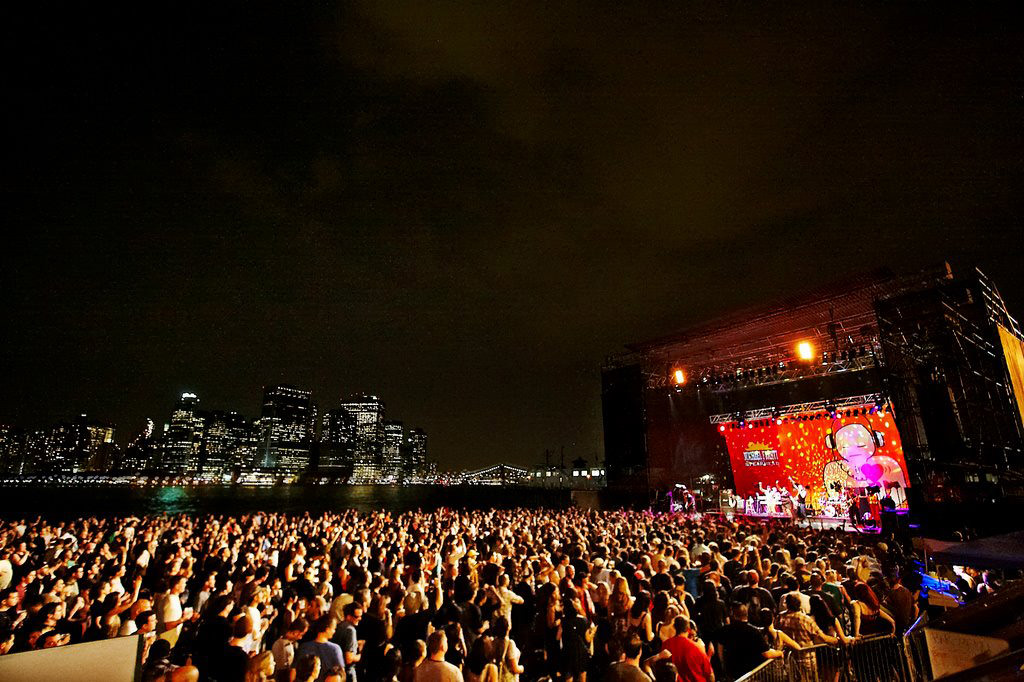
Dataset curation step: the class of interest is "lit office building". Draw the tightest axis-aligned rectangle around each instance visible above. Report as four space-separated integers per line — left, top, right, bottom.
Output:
24 429 53 473
383 420 404 481
164 393 204 474
339 394 385 483
24 419 90 474
0 425 25 475
405 427 427 478
84 420 116 471
119 419 158 472
259 385 312 473
320 407 356 474
201 410 251 475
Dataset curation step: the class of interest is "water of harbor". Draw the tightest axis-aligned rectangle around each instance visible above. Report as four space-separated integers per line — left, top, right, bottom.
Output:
0 484 574 518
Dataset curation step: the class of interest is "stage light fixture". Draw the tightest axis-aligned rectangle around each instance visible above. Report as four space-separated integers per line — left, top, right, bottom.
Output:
672 369 686 385
719 425 726 432
796 341 814 361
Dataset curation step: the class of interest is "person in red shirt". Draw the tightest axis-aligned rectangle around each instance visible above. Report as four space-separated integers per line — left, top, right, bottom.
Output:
648 615 715 682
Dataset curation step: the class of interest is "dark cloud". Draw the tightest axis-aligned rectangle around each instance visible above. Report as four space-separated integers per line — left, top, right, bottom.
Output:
4 2 1022 468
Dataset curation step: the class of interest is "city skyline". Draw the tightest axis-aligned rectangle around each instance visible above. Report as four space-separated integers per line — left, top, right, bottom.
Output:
0 385 433 480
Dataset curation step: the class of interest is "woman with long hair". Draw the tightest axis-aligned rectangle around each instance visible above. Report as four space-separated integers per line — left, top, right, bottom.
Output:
607 575 632 652
560 595 595 682
757 608 798 652
851 582 895 637
626 590 654 647
693 580 727 642
608 576 632 621
465 635 498 682
491 616 525 682
810 593 848 640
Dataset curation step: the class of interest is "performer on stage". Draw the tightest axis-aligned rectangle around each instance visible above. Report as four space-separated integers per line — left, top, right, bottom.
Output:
788 476 808 521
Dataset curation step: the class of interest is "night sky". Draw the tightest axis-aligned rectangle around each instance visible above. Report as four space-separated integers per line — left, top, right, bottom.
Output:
5 3 1022 470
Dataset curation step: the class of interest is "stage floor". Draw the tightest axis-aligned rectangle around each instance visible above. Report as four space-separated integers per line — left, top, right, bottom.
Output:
715 510 882 533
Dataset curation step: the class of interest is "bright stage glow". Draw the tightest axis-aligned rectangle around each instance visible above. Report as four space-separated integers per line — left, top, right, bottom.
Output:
796 341 815 361
673 369 686 385
719 403 910 507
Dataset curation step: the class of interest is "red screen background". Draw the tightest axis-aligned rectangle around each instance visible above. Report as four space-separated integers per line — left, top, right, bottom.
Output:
719 405 909 502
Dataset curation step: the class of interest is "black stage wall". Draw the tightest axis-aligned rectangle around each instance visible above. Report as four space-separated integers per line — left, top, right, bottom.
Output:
601 363 648 492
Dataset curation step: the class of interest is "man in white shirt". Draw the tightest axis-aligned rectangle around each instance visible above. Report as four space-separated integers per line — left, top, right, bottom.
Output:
120 609 157 637
488 574 524 628
0 550 13 590
157 575 192 647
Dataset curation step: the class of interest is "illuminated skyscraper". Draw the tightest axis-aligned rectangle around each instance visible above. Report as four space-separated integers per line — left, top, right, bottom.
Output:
22 417 92 474
84 420 116 471
165 393 204 473
119 419 158 472
338 394 385 483
201 410 251 475
25 429 54 473
320 407 356 474
406 427 427 477
259 385 312 473
383 420 404 481
0 425 25 475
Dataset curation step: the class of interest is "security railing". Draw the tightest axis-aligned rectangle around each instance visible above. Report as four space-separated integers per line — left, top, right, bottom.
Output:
734 656 789 682
733 634 912 682
902 614 931 681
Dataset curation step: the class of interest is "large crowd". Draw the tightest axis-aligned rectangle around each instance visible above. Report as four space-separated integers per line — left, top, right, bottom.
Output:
0 507 1006 682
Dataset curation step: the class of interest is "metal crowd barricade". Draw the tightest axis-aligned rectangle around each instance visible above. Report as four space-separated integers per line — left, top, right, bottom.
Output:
845 634 910 682
902 614 932 681
791 642 839 682
734 635 913 681
734 656 789 682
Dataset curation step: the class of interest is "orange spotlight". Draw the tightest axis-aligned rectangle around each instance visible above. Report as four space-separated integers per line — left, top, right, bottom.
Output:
673 369 686 385
796 341 815 361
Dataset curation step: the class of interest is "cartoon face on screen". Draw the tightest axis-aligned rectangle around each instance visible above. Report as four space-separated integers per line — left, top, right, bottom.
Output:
823 420 907 491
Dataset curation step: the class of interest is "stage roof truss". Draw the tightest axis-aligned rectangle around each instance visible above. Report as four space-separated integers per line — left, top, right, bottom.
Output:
646 352 880 390
708 393 883 423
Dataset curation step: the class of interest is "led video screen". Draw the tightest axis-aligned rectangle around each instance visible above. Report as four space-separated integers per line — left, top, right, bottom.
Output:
998 325 1024 432
718 404 910 511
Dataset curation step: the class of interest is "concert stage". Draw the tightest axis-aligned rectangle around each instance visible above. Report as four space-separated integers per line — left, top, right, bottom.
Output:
713 396 909 529
602 265 1024 534
704 508 910 534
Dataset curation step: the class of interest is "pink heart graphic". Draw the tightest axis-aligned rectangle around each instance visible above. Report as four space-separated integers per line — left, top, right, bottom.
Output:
861 462 885 483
